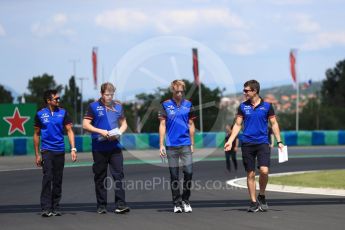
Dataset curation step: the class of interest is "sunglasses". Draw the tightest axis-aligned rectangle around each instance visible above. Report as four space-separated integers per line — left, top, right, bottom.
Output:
51 97 61 102
174 90 185 94
243 89 253 93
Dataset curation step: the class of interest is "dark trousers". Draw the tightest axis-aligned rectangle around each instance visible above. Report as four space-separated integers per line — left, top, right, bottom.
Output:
166 146 193 205
92 149 125 208
40 152 65 211
225 150 238 171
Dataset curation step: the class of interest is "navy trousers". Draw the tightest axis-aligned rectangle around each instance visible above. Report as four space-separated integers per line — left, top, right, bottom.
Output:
92 149 126 208
40 151 65 211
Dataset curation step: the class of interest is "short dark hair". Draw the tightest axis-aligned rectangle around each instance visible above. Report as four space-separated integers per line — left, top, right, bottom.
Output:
244 79 260 94
43 89 58 104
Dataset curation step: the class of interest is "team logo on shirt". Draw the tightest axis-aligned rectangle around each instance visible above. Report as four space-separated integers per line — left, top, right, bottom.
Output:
166 105 175 115
41 113 49 118
243 106 251 115
96 106 105 116
41 113 50 123
96 106 104 111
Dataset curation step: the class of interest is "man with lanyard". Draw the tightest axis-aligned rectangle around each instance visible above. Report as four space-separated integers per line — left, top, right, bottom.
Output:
83 82 130 214
224 80 284 212
34 89 77 217
158 80 196 213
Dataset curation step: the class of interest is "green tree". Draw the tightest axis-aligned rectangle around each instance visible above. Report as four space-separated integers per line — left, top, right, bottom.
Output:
299 98 320 130
127 79 223 133
321 59 345 106
276 113 295 131
24 73 62 107
159 80 222 131
61 76 81 123
318 59 345 129
0 84 13 103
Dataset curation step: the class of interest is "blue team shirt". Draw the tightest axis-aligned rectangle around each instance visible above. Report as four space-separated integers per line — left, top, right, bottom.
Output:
34 107 72 153
84 99 125 151
158 99 196 147
237 98 275 145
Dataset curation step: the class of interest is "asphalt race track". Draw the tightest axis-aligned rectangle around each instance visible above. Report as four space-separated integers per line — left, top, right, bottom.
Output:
1 146 345 230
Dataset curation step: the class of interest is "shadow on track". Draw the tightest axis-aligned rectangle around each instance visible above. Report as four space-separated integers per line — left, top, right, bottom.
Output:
1 198 344 214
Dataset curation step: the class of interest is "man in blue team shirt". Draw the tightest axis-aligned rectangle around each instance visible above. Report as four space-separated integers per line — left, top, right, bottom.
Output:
83 82 130 214
225 80 284 212
158 80 196 213
34 89 77 217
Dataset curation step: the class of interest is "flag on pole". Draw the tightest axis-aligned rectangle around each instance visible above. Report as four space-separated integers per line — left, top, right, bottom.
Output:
290 49 297 87
92 47 98 89
192 48 200 86
290 49 300 131
302 79 312 90
192 48 203 132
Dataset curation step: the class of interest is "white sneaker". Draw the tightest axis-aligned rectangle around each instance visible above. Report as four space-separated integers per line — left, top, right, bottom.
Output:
182 201 192 213
174 205 183 213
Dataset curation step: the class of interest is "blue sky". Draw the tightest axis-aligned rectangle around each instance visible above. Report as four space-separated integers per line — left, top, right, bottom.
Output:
0 0 344 101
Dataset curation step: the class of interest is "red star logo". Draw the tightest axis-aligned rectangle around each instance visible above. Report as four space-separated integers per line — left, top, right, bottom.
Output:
3 107 30 135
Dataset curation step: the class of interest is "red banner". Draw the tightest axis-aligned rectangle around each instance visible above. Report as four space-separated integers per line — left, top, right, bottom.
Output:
92 47 98 89
192 48 200 86
290 49 297 85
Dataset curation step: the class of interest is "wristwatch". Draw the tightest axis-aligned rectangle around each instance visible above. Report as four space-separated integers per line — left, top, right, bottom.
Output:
277 141 283 145
71 148 77 152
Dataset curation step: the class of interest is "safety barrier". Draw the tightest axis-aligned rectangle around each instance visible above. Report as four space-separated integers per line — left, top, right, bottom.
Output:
1 131 344 156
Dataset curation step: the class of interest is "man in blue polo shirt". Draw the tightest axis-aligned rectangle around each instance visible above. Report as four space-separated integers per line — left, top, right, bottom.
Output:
158 80 196 213
83 82 130 214
34 89 77 217
225 80 284 212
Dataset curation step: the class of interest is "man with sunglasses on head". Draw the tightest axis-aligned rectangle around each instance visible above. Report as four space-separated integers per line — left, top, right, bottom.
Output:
83 82 130 214
158 80 196 213
224 80 284 212
34 89 77 217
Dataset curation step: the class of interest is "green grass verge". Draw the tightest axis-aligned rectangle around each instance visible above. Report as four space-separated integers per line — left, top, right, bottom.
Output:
269 170 345 190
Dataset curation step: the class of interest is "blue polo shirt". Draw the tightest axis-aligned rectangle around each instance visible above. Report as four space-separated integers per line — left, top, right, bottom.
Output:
84 99 125 151
158 99 196 147
237 98 275 145
34 107 72 153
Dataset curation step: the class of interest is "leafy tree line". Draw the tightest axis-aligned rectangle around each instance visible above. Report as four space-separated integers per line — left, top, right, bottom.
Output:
0 85 13 103
1 58 345 131
278 59 345 130
124 80 223 133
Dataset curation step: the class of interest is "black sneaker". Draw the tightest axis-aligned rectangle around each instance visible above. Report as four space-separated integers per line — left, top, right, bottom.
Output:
97 206 107 214
257 194 268 212
247 202 260 212
41 210 52 217
115 202 130 214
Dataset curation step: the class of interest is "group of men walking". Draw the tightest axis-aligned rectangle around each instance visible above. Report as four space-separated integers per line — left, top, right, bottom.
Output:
34 79 284 217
